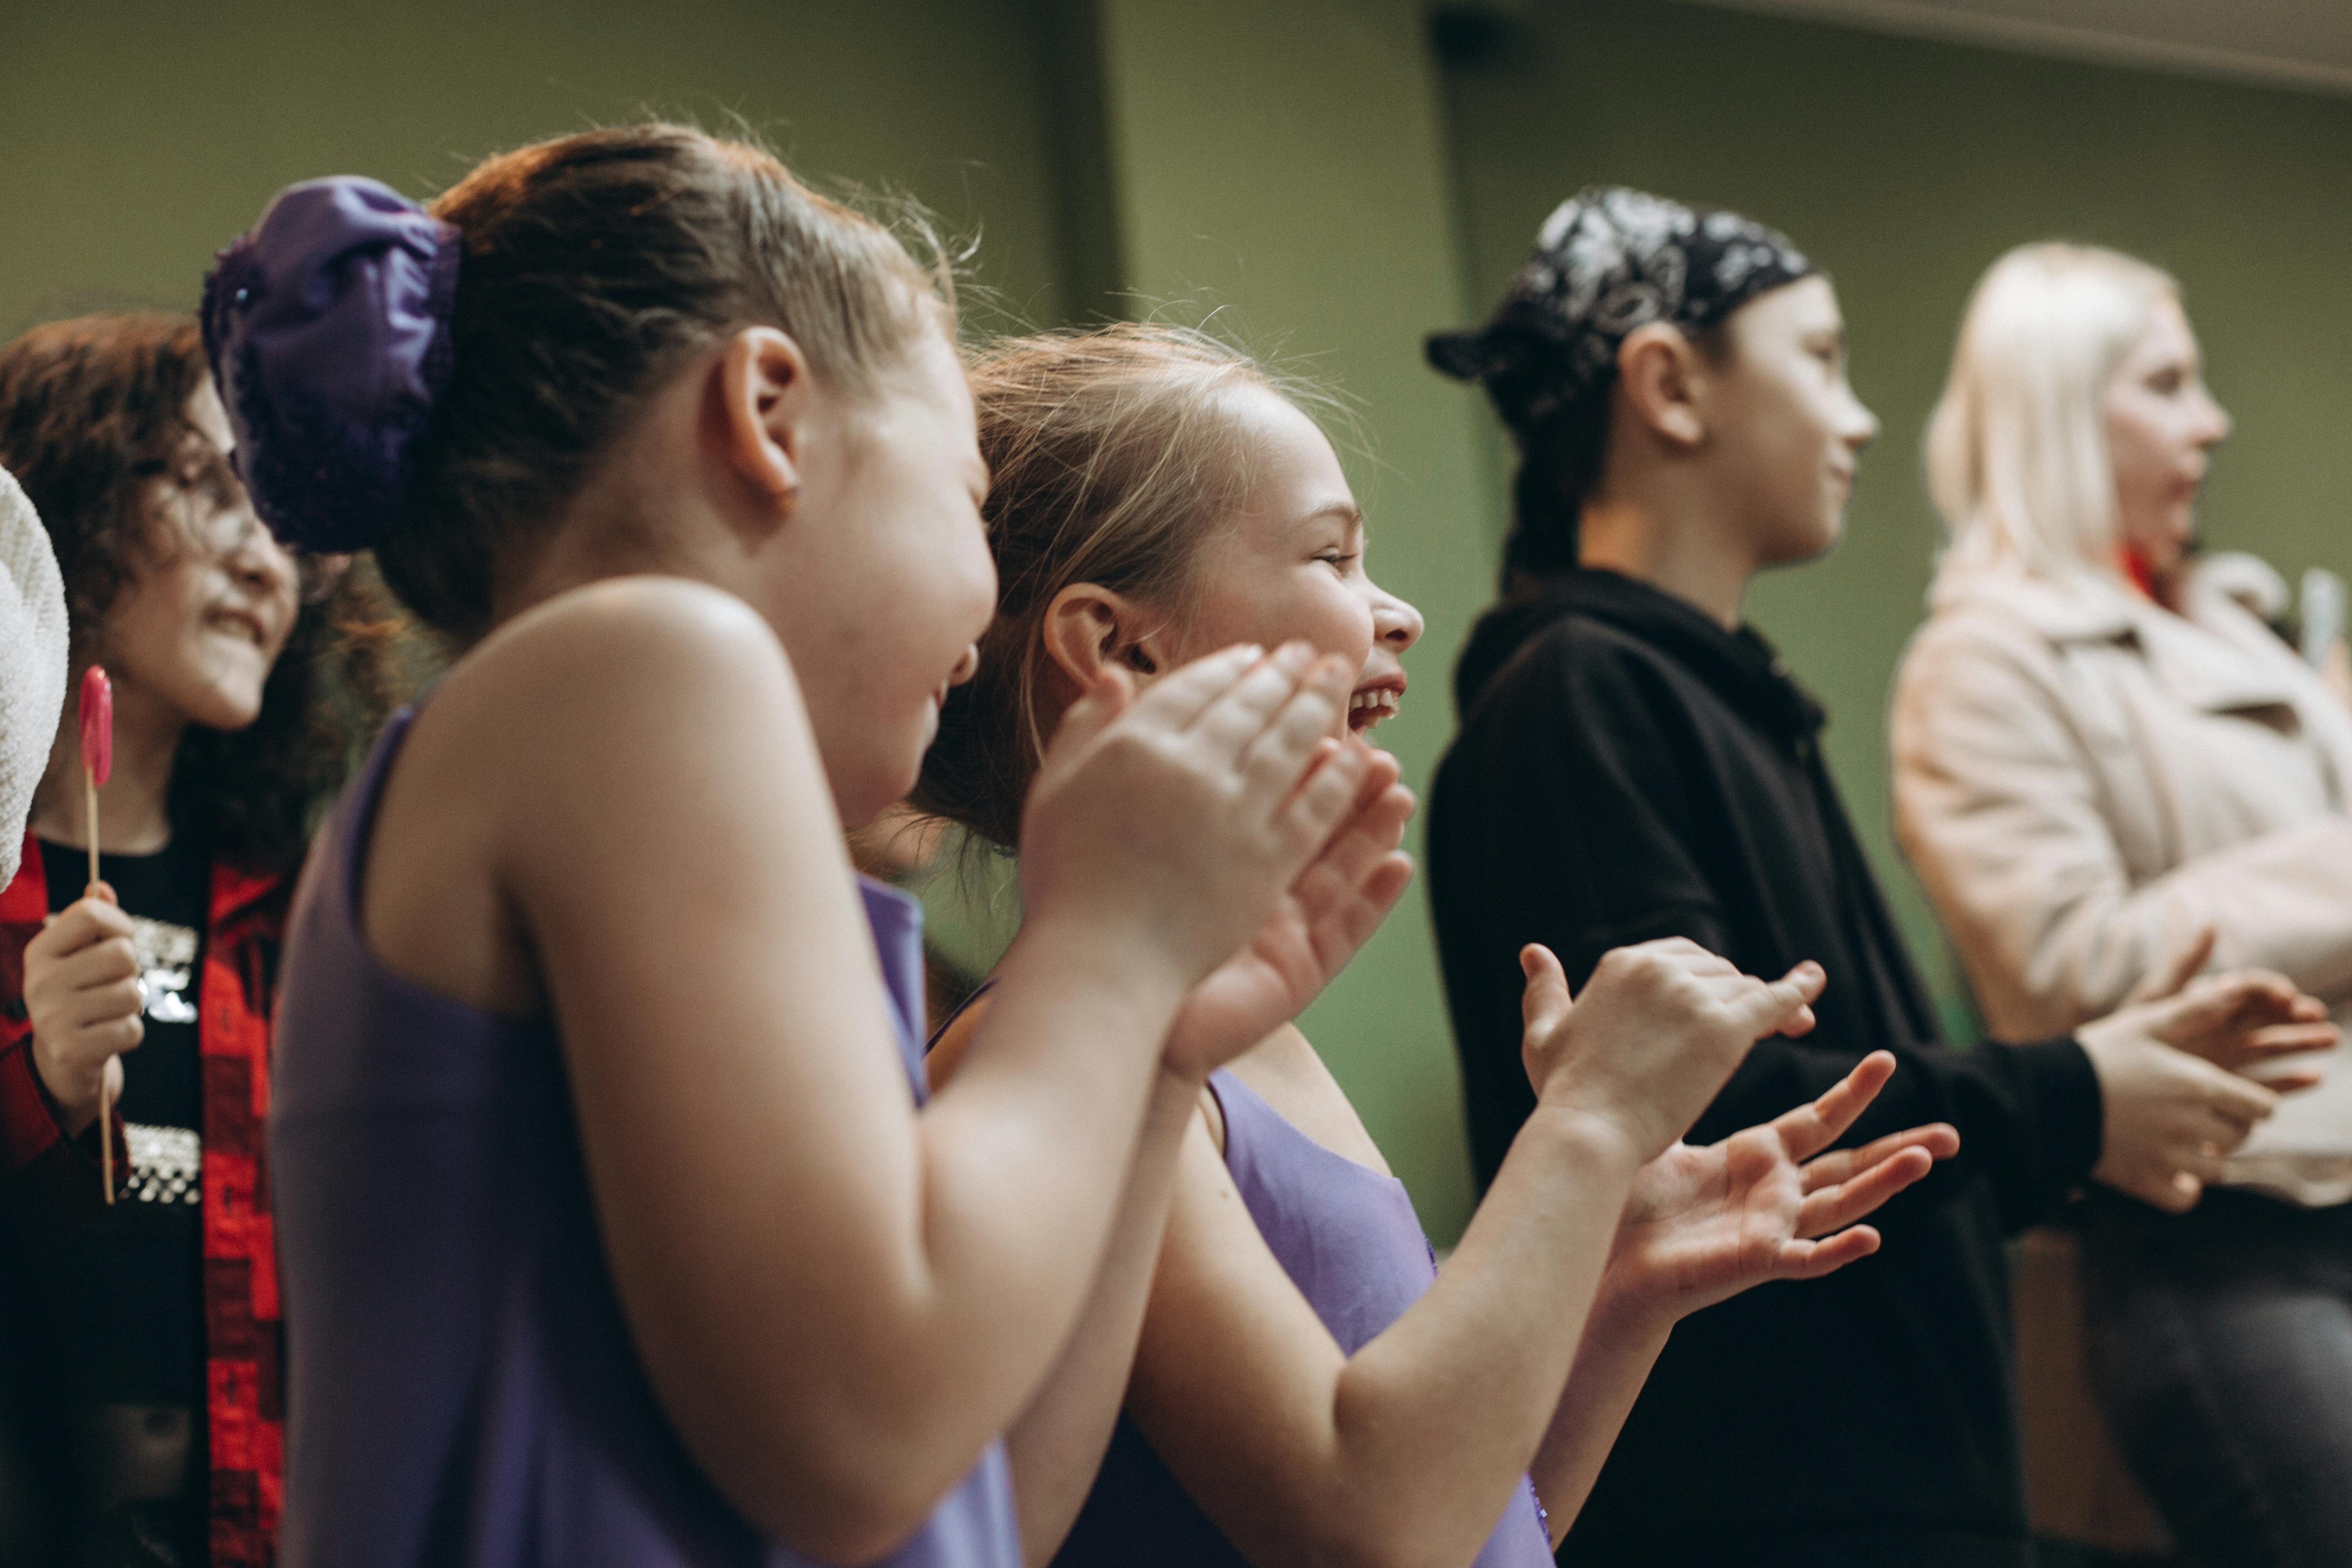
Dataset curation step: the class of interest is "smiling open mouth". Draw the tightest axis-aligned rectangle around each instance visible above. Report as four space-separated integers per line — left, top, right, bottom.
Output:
1348 688 1400 731
208 610 266 647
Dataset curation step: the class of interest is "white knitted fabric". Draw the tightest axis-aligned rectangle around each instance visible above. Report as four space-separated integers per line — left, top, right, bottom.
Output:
0 465 68 885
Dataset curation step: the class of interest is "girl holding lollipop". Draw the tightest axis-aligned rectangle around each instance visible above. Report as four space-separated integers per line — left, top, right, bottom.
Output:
0 312 391 1567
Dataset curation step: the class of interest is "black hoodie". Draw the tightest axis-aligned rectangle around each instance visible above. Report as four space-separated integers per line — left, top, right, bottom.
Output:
1429 569 2101 1568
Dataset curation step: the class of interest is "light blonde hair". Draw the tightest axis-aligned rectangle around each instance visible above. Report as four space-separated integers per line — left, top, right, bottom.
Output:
1926 243 2179 586
913 323 1338 850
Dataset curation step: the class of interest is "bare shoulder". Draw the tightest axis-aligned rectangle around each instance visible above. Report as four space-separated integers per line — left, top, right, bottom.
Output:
418 578 809 815
464 576 790 717
1223 1025 1391 1177
363 576 824 1014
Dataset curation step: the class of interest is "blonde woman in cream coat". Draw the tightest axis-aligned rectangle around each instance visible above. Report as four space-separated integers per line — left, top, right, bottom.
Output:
1893 243 2352 1568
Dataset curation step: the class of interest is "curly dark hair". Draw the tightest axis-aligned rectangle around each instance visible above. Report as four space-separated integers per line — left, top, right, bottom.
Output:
0 313 401 875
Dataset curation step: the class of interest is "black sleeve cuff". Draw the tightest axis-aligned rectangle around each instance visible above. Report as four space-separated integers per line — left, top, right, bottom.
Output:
1998 1034 2103 1230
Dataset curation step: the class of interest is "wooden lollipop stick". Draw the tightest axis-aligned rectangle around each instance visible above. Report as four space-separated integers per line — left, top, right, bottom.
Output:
79 666 114 1205
99 1072 112 1205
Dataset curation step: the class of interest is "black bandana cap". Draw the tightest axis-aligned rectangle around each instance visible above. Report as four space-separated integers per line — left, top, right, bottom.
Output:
1427 186 1814 434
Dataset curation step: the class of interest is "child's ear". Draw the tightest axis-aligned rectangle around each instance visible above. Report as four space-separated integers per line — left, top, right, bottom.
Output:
715 326 815 518
1042 583 1157 690
1616 324 1708 449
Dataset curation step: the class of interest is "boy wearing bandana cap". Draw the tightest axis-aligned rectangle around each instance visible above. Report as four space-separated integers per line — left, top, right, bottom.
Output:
1425 189 2316 1566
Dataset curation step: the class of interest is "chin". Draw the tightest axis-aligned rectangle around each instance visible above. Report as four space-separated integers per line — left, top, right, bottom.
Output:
185 689 267 735
844 760 927 835
1765 518 1843 569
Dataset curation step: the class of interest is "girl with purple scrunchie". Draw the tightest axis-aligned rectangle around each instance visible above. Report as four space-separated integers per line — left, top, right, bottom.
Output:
212 125 1410 1568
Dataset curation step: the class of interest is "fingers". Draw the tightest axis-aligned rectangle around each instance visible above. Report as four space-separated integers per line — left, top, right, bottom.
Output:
1284 770 1418 971
1521 945 1573 1042
2257 1066 2328 1095
1240 655 1354 801
1187 643 1325 759
80 1012 144 1056
1800 1122 1961 1189
2164 971 2330 1052
1771 1051 1897 1163
2203 971 2317 1033
2129 924 2216 1003
1290 770 1414 912
54 933 139 994
1767 1226 1883 1281
1326 853 1415 936
71 976 144 1030
2239 1020 2341 1060
2191 1058 2279 1132
1047 664 1137 758
30 897 135 958
1270 733 1370 857
1795 1145 1935 1236
1723 961 1824 1041
1123 642 1265 731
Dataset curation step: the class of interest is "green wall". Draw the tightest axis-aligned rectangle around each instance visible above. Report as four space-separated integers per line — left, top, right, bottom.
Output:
1089 0 1490 1240
12 0 2352 1249
1440 0 2352 1054
0 0 1075 332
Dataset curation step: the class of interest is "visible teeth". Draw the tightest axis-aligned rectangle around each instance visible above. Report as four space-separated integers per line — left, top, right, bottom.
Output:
1348 689 1400 724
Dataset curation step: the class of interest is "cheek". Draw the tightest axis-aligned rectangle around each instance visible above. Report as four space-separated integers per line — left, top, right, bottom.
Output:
2105 404 2170 498
106 566 202 673
1733 397 1822 503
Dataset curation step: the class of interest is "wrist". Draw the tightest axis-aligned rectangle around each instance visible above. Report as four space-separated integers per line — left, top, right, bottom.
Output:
1004 910 1194 1033
1587 1295 1678 1356
1518 1098 1649 1187
2074 1011 2147 1074
1587 1258 1682 1342
31 1038 102 1135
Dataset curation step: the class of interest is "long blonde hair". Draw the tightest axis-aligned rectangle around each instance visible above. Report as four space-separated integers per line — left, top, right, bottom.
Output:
1926 243 2179 586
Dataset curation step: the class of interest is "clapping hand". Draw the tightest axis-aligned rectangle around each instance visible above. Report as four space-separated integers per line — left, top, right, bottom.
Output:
1592 1052 1959 1329
1161 743 1416 1080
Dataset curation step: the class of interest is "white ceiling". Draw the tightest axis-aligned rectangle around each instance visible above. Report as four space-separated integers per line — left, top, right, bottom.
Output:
1676 0 2352 96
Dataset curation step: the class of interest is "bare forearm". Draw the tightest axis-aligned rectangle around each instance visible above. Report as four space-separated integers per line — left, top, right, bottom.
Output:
1526 1304 1671 1544
1002 1068 1202 1567
1315 1109 1641 1565
717 918 1192 1541
907 917 1192 1412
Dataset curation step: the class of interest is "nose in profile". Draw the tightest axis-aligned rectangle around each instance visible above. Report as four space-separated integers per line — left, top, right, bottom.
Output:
1375 589 1424 653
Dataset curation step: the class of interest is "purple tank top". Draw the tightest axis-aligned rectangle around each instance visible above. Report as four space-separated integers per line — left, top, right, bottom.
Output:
1050 1069 1553 1568
270 709 1020 1568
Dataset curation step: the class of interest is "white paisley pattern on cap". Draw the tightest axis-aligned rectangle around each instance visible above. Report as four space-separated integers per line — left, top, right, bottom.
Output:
1428 185 1815 432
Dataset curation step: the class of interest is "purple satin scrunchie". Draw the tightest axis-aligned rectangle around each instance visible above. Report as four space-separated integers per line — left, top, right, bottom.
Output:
201 176 459 554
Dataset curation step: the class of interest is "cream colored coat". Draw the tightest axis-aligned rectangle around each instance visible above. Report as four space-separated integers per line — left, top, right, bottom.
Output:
1892 562 2352 1205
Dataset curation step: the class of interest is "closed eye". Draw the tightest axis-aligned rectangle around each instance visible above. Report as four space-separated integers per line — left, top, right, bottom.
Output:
1316 553 1359 571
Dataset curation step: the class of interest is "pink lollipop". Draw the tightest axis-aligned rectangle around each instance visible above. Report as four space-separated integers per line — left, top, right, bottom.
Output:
78 664 114 1203
79 664 111 788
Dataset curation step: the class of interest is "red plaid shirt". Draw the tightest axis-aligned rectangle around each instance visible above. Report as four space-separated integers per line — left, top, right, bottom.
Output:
0 833 287 1567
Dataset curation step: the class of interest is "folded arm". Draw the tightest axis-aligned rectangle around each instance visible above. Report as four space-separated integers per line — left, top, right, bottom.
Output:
1893 615 2352 1037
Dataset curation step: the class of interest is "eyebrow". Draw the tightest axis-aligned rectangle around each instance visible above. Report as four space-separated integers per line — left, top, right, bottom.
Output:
1301 501 1364 529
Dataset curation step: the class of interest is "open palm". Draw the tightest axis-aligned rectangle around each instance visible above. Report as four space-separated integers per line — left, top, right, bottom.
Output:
1162 748 1416 1080
1597 1053 1960 1324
